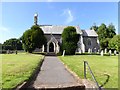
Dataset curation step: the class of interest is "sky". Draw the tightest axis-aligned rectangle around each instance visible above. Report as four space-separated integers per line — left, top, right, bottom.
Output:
0 2 118 43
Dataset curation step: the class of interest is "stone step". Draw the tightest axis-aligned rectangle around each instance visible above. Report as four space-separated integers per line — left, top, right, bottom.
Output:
46 52 56 56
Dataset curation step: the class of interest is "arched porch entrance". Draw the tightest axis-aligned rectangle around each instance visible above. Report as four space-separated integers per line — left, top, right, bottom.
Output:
49 42 54 52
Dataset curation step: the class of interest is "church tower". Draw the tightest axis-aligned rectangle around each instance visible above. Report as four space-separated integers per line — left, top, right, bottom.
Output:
34 13 38 25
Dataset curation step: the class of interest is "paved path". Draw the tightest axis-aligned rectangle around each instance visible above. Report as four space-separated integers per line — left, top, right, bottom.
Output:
32 56 84 89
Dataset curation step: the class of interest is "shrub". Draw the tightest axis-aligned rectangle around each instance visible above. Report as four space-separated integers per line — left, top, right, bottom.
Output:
62 26 79 55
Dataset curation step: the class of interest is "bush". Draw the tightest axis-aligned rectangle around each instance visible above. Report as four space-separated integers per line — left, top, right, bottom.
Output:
108 34 120 52
62 26 79 55
22 25 46 53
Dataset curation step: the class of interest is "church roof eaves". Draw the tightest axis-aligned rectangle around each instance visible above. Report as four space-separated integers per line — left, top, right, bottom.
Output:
39 25 82 34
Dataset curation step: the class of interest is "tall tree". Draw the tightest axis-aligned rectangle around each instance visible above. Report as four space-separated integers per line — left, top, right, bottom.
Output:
107 23 116 38
97 23 116 49
90 23 98 32
22 25 46 53
62 26 79 55
3 38 22 50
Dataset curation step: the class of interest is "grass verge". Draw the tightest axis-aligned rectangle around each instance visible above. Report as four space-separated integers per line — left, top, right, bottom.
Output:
59 55 118 88
1 53 44 89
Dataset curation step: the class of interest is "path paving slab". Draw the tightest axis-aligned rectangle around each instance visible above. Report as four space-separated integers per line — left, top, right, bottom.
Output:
32 56 84 89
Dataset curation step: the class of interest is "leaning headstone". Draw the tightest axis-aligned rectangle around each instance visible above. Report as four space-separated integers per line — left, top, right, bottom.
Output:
88 48 91 53
104 48 107 54
101 50 103 56
109 50 112 56
62 50 65 56
114 50 116 56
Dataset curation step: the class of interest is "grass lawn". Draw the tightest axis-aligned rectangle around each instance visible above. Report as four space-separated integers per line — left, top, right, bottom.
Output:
59 55 118 88
1 53 44 89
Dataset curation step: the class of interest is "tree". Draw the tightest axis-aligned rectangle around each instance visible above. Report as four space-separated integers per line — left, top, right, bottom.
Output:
97 23 116 49
107 23 116 38
90 23 98 32
3 38 22 50
108 34 120 52
22 25 46 53
62 26 79 55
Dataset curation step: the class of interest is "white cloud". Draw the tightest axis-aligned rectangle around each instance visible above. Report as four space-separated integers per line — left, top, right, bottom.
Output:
0 26 10 33
61 9 74 24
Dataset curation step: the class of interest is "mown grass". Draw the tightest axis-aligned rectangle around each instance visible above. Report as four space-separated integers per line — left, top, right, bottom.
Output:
59 55 118 88
1 53 43 89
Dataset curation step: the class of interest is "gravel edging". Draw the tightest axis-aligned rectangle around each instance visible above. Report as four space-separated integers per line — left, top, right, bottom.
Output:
14 56 45 90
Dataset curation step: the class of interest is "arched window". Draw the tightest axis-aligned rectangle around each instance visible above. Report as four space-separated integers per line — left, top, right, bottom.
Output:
87 38 91 46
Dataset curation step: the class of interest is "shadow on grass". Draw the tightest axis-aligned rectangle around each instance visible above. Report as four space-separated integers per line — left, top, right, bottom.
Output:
100 74 110 88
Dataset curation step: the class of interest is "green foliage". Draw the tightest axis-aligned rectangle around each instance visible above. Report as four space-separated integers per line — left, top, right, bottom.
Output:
3 38 22 50
62 26 79 55
22 25 46 53
109 34 120 51
100 38 111 49
97 23 116 49
97 23 108 40
107 23 116 38
90 23 98 32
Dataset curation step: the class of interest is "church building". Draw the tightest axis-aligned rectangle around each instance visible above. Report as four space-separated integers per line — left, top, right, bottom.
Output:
34 13 100 54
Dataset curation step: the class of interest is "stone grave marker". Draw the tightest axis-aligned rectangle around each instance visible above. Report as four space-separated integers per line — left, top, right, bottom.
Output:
62 50 65 56
114 50 116 56
101 50 103 56
109 50 112 56
104 48 107 54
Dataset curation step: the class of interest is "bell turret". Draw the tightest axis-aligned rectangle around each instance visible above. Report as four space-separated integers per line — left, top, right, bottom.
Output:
34 13 38 25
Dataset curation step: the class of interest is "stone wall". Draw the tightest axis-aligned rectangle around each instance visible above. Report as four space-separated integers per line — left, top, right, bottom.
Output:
83 36 100 52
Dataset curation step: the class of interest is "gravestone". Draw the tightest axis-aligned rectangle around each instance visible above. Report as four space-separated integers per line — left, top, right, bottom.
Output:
101 50 103 56
114 50 116 56
88 48 91 53
42 45 44 52
7 49 10 54
104 48 107 54
90 48 92 53
98 49 100 54
109 50 112 56
94 48 96 53
62 50 65 56
78 48 81 54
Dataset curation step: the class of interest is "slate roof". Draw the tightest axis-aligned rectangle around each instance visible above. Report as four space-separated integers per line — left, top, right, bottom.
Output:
40 25 82 34
81 30 98 37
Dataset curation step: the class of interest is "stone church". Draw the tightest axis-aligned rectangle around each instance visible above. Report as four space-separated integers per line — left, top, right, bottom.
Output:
34 14 100 54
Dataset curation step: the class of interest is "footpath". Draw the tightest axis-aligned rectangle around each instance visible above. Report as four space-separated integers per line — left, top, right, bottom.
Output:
31 56 84 89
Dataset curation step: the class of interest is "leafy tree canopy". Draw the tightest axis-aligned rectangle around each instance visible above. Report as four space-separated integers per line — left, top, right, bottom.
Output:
97 23 116 49
22 25 46 53
62 26 79 55
3 38 22 50
109 34 120 51
90 23 98 32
